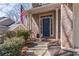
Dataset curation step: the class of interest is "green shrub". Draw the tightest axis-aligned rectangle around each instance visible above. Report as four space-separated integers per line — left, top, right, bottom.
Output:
17 30 31 41
0 37 24 56
5 31 16 38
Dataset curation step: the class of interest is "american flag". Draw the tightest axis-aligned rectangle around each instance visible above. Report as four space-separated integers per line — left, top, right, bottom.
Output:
20 4 27 24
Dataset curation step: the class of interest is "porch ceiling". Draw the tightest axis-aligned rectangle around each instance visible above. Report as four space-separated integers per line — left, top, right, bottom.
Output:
27 3 61 14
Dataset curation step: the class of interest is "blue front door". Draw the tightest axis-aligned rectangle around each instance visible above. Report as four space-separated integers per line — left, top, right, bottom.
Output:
43 17 50 37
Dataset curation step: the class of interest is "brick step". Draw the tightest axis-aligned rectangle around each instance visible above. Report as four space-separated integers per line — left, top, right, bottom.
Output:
29 46 47 50
34 45 47 47
28 49 48 56
27 42 49 56
32 42 48 49
37 42 49 45
29 44 48 51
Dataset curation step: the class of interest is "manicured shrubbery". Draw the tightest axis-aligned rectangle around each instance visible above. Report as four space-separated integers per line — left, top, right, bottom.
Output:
5 31 16 38
0 30 32 56
17 30 31 41
0 37 24 56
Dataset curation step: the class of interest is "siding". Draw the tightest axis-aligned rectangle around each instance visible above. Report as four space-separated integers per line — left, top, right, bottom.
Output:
73 4 79 48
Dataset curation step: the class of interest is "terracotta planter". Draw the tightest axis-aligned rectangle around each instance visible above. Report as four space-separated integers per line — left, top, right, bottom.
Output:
21 47 29 56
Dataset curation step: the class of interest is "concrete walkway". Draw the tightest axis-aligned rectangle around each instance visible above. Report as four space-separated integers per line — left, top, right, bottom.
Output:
28 42 50 56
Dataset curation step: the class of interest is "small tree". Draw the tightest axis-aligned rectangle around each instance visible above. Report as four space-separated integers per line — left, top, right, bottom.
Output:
17 30 31 42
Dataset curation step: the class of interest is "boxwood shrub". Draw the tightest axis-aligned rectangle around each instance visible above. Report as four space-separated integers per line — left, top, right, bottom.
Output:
0 37 24 56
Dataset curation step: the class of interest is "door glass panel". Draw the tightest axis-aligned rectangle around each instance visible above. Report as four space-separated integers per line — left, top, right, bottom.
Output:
43 17 50 37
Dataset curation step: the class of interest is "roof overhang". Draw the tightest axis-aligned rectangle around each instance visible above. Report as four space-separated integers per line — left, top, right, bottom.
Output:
27 3 61 14
0 25 9 33
0 17 15 26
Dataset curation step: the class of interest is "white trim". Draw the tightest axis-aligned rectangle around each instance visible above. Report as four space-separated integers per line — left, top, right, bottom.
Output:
0 18 8 22
27 4 61 14
51 13 55 37
30 14 32 30
39 16 41 37
39 17 43 37
28 14 31 30
40 16 52 37
8 24 27 31
39 12 55 38
60 5 63 48
50 17 52 36
56 8 59 40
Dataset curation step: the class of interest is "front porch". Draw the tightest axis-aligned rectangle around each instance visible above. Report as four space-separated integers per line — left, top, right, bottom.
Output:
27 3 61 42
25 3 74 56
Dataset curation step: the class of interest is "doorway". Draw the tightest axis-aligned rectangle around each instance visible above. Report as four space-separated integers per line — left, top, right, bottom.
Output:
41 16 52 38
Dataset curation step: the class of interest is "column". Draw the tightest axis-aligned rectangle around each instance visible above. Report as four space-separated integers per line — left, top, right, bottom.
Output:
56 8 59 40
29 14 32 31
73 4 79 48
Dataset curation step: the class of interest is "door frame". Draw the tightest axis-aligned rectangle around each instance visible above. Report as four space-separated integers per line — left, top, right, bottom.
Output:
41 16 52 37
39 12 55 38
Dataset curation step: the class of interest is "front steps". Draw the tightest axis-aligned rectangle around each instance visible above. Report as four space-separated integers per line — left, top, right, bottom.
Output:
27 41 74 56
28 42 50 56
